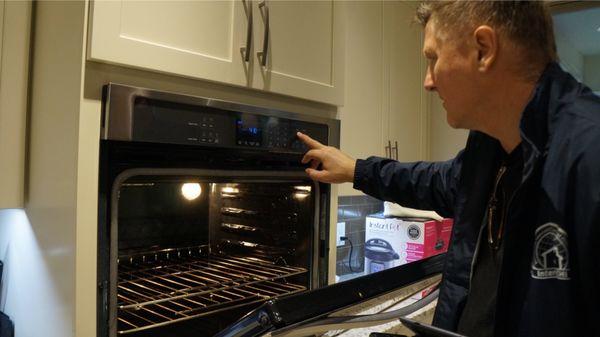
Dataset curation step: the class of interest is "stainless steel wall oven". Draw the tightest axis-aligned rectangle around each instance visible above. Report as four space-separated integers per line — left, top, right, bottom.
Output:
97 84 340 337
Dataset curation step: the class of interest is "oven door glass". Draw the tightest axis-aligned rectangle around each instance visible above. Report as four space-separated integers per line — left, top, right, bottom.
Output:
110 169 319 336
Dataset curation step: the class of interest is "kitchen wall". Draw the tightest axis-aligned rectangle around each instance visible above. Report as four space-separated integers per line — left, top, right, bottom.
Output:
336 195 383 277
555 30 584 82
0 210 72 336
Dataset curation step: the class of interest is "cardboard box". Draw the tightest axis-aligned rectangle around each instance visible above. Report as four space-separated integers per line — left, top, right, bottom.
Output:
364 213 453 274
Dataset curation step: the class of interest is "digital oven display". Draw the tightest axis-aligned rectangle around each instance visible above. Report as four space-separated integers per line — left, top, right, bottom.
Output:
236 116 263 147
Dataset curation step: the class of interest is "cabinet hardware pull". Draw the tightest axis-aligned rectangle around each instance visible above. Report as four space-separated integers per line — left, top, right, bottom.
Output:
241 0 253 62
385 140 391 159
392 141 398 160
257 0 269 67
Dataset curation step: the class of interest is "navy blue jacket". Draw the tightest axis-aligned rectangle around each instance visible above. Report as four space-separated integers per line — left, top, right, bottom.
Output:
353 63 600 336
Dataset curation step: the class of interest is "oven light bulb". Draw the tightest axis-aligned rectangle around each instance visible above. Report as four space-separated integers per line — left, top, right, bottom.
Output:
295 185 312 192
222 186 239 194
294 192 309 200
181 183 202 200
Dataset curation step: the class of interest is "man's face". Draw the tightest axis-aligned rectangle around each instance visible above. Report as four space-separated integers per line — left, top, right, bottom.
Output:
422 20 481 129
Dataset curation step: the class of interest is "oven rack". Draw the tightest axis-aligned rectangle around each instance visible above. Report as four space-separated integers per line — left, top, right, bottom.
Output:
116 252 308 334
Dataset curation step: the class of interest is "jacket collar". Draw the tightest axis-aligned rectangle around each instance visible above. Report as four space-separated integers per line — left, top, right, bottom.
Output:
518 62 568 178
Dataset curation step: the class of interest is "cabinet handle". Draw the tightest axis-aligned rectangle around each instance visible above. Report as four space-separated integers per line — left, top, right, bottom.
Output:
241 0 253 62
392 141 399 160
257 0 269 67
385 140 392 159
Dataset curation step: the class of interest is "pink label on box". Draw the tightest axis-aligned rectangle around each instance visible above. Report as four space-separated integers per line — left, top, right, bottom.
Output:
405 243 424 251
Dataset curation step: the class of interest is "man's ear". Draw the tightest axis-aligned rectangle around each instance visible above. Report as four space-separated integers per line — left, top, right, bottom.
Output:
473 25 497 72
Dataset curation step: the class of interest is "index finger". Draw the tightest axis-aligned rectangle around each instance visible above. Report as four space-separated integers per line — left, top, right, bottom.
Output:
297 132 325 150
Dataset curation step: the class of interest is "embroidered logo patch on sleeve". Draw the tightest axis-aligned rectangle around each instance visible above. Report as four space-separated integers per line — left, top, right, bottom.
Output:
531 222 570 280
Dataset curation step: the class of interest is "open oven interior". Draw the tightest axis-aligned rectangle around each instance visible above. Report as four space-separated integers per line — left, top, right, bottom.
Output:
111 174 318 336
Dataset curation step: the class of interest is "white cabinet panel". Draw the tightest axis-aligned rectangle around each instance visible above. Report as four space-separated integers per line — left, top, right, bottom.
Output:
338 1 428 196
88 0 344 105
0 1 4 61
88 0 250 86
120 2 233 60
253 0 344 105
385 1 426 162
0 0 31 208
338 1 384 196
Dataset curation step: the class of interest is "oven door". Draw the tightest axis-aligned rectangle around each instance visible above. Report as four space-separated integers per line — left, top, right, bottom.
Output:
216 254 445 337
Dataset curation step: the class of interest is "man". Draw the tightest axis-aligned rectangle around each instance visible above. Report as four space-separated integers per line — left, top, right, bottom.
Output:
297 1 600 337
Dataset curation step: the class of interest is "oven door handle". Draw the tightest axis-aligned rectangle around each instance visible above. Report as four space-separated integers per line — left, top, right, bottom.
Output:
266 288 439 337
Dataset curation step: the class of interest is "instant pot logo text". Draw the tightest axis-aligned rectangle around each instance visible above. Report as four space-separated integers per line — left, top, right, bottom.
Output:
367 220 403 232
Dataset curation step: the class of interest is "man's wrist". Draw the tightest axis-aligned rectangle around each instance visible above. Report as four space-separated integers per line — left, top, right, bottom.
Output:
347 160 357 183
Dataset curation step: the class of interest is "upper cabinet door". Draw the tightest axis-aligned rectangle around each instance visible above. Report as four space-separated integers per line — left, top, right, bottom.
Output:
384 1 427 162
251 0 344 105
0 0 31 209
88 0 251 86
89 0 345 105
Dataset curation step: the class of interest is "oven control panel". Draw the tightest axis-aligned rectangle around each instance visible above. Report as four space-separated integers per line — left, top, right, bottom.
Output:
132 97 329 153
236 115 324 152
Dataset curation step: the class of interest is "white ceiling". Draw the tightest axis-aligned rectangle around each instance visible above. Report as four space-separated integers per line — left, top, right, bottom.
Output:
553 7 600 56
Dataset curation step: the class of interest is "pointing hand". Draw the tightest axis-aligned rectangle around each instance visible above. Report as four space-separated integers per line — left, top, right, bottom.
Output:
297 132 356 184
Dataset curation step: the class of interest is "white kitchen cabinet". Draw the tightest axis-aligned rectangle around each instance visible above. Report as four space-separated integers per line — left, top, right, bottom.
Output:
251 0 344 105
338 1 427 196
88 0 344 105
88 1 250 86
0 1 3 56
338 1 385 196
0 0 31 208
384 1 427 163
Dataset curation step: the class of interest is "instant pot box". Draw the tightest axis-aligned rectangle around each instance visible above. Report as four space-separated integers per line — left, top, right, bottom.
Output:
364 213 453 274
